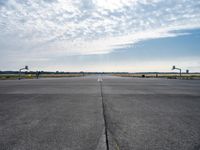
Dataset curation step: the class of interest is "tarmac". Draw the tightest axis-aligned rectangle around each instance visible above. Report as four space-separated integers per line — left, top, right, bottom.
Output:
0 75 200 150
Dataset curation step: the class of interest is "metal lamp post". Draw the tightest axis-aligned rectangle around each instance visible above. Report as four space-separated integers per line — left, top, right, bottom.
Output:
172 65 182 77
19 66 29 80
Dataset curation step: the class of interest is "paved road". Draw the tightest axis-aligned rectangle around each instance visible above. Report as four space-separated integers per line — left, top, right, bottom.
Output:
0 76 200 150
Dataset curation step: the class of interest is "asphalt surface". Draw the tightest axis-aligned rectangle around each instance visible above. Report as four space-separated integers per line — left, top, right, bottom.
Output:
0 76 200 150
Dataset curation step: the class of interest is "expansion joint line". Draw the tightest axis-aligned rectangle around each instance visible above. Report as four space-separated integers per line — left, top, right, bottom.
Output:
100 81 109 150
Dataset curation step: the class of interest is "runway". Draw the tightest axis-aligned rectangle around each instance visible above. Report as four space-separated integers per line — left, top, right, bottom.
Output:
0 76 200 150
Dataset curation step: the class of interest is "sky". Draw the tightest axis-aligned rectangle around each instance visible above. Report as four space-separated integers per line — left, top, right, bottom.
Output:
0 0 200 72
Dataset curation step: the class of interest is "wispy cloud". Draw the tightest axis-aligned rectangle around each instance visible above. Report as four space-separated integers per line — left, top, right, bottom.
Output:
0 0 200 57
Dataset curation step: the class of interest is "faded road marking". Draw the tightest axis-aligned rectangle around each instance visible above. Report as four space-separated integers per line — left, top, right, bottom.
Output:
98 78 103 82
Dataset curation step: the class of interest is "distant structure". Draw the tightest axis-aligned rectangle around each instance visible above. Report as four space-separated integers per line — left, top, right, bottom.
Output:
172 65 182 77
186 70 189 74
19 66 29 80
80 71 84 76
36 71 41 79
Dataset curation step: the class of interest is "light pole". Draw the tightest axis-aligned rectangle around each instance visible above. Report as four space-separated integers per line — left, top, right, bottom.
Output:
172 65 182 77
19 66 29 80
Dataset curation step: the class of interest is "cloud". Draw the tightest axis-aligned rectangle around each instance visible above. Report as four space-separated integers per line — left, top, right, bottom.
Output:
0 0 200 58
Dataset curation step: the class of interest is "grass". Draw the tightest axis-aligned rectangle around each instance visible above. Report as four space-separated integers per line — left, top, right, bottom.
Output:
0 74 84 80
113 73 200 79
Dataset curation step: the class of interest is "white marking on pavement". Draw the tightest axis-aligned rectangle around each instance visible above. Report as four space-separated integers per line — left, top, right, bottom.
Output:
98 78 103 82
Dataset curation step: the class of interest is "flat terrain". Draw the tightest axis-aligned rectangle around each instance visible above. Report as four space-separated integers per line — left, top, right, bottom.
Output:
0 74 83 80
0 76 200 150
114 73 200 79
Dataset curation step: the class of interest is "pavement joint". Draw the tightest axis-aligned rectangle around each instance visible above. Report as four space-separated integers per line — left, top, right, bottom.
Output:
99 80 109 150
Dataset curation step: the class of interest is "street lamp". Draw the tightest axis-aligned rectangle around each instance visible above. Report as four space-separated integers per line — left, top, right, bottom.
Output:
172 65 182 77
19 66 29 80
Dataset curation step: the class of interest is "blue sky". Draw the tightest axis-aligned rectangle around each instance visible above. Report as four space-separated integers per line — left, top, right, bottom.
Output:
0 0 200 72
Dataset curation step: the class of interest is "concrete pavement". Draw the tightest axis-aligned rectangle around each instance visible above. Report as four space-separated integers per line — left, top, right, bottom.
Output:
102 76 200 150
0 76 200 150
0 77 105 150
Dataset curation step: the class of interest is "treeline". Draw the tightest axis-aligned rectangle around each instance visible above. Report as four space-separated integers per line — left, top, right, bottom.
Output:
0 71 199 74
0 71 85 74
0 71 128 74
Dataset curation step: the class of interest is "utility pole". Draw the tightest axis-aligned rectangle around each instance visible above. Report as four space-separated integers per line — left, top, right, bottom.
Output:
19 66 29 80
